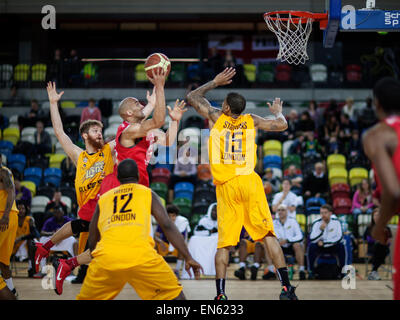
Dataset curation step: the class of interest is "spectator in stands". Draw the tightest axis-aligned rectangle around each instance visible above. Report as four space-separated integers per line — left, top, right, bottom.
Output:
60 156 76 185
352 179 374 218
19 99 47 128
307 100 323 129
342 97 357 122
324 115 340 143
347 129 363 158
33 120 52 156
338 114 355 152
65 48 81 87
307 204 346 279
234 228 265 281
323 98 340 122
284 109 298 140
5 84 23 106
45 189 68 216
363 207 392 280
80 98 102 124
263 168 281 203
181 203 218 279
272 178 298 218
154 204 190 279
303 131 323 156
285 165 301 181
12 200 40 277
48 48 63 85
326 131 340 154
303 162 329 201
296 111 315 133
14 178 32 207
357 97 377 133
270 204 306 280
170 142 197 189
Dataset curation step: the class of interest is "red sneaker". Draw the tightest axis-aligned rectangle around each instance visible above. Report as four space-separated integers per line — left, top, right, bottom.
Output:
53 259 73 295
34 243 50 273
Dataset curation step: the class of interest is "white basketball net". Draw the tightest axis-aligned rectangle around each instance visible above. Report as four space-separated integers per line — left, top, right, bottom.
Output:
264 13 313 65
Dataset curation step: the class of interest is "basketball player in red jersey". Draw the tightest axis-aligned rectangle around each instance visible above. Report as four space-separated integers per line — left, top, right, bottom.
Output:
363 77 400 300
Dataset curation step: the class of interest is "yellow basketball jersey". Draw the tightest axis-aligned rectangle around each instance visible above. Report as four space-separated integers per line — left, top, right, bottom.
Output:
16 215 31 238
208 113 257 185
75 144 114 208
92 183 158 269
0 166 18 213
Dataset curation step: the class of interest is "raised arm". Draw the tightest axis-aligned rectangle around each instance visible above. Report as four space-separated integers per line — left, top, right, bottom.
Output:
0 168 16 231
251 98 288 132
151 191 203 279
46 82 82 165
186 67 236 125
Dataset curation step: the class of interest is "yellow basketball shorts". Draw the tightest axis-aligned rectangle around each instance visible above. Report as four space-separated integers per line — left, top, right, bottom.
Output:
216 172 275 248
77 255 183 300
245 239 263 254
0 211 18 265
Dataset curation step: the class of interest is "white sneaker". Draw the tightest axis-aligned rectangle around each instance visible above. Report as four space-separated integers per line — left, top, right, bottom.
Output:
367 271 381 280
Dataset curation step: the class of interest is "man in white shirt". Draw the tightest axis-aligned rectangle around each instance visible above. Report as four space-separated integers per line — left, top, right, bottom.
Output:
307 204 346 279
263 204 306 280
272 179 298 218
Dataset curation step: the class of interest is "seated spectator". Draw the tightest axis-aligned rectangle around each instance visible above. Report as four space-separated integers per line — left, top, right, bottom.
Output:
80 98 102 124
60 156 76 185
347 129 363 158
45 189 68 217
303 131 323 156
303 162 329 201
323 99 340 122
307 100 323 129
272 179 298 218
284 109 298 140
352 179 374 218
324 115 340 143
33 120 52 156
290 177 303 196
170 143 197 190
4 84 23 107
181 203 218 279
296 111 315 133
342 97 357 122
363 208 392 280
14 177 32 207
263 168 281 202
285 165 302 181
234 228 265 281
268 204 306 280
326 132 340 154
38 205 77 275
338 114 355 150
154 204 190 279
307 204 346 279
19 99 47 128
288 132 305 154
357 97 377 133
12 201 40 277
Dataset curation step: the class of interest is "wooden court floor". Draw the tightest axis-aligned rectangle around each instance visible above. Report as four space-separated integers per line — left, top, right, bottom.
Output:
11 262 394 300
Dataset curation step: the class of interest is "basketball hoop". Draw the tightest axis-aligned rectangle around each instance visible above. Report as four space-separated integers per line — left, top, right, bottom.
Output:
263 11 328 65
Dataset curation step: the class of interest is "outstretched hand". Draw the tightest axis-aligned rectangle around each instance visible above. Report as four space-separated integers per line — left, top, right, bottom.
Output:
213 67 236 87
167 99 187 121
148 68 167 87
146 87 156 106
46 81 64 104
267 97 283 115
185 258 204 280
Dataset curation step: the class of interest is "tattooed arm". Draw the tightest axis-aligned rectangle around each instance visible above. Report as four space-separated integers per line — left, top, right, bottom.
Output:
251 98 288 132
186 67 236 126
0 168 16 231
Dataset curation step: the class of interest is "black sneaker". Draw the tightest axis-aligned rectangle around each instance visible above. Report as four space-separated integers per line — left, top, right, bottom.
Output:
299 270 306 280
262 271 276 280
214 293 228 300
250 266 259 280
28 268 35 278
234 267 246 280
11 288 18 299
71 264 88 284
279 285 298 300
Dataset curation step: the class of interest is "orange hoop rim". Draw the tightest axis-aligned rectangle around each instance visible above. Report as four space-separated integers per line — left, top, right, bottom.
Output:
263 11 328 24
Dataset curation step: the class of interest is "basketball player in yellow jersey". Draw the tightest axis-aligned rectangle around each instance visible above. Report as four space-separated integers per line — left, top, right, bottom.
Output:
187 67 298 300
77 159 203 300
35 82 115 276
0 156 18 300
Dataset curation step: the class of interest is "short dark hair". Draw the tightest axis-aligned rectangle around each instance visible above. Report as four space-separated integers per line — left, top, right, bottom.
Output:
373 77 400 114
166 204 180 215
117 159 139 183
320 204 333 213
226 92 246 115
79 119 103 136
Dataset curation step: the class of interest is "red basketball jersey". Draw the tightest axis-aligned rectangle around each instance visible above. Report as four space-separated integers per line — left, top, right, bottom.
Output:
115 121 155 187
373 115 400 212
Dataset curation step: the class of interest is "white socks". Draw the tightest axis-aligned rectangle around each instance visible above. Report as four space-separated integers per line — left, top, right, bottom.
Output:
5 278 14 291
239 262 246 268
268 265 275 273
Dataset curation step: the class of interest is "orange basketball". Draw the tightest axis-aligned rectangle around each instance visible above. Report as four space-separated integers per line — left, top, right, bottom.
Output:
144 53 171 79
264 181 272 195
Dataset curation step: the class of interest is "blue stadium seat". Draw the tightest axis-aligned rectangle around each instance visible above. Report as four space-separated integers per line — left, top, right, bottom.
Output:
263 155 282 169
23 167 43 187
43 167 62 187
0 141 13 159
306 197 326 215
8 154 26 175
174 182 195 200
